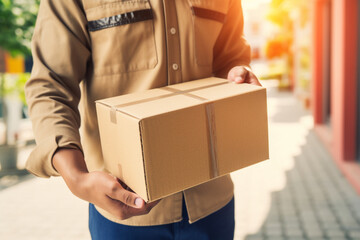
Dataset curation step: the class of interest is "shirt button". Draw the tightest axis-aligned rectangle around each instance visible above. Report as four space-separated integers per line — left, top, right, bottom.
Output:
170 27 176 35
172 63 179 71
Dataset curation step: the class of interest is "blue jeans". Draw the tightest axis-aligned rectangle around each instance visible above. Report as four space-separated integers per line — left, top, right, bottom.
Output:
89 197 235 240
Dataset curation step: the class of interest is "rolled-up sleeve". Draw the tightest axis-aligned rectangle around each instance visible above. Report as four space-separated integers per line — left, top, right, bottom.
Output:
212 0 251 78
25 0 91 177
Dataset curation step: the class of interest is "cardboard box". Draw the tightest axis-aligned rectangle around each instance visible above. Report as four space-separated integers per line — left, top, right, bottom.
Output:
96 78 269 202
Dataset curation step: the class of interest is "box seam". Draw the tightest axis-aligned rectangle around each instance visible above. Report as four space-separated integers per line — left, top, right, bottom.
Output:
139 120 150 201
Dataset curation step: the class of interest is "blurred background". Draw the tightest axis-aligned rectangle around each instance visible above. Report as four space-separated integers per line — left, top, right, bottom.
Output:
0 0 359 239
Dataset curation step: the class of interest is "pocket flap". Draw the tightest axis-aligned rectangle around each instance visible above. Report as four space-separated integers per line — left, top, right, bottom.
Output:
188 0 230 15
191 7 226 23
88 9 153 32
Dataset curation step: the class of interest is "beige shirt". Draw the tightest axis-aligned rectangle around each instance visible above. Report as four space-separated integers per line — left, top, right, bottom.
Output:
25 0 250 226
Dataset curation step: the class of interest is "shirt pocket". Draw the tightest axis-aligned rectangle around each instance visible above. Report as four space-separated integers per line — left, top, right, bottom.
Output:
188 0 229 67
85 0 158 76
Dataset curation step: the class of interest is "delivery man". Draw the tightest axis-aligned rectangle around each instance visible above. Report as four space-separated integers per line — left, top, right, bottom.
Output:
25 0 261 239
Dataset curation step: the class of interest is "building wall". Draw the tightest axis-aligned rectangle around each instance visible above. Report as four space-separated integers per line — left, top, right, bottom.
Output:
312 0 360 193
313 0 358 160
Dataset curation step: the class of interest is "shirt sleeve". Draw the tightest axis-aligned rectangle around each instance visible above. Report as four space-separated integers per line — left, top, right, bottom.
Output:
25 0 91 177
212 0 251 78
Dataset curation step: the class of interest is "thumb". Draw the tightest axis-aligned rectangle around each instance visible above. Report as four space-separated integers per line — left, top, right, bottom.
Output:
108 180 145 209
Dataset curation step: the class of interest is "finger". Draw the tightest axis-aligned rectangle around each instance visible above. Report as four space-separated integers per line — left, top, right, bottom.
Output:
245 71 262 86
107 180 145 209
104 195 161 220
227 66 249 83
123 199 161 217
234 68 248 84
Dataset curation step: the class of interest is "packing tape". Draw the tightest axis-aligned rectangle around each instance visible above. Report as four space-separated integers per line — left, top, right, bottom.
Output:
163 87 219 178
109 81 228 123
205 103 219 178
112 81 227 109
162 86 208 101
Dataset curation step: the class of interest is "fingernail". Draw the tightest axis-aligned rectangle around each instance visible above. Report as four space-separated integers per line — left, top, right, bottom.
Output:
135 198 143 208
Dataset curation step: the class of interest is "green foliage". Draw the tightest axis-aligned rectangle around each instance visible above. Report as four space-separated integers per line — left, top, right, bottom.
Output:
0 0 37 145
0 73 28 104
0 71 29 105
0 0 38 102
0 0 39 57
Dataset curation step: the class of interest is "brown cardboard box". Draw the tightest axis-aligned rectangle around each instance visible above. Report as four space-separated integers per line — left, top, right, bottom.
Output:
96 78 269 202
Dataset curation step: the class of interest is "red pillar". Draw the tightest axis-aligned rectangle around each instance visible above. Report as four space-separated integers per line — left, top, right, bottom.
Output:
312 0 327 125
331 0 358 161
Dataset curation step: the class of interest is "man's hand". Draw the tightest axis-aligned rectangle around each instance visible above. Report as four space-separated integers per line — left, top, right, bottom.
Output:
52 148 159 220
227 66 262 86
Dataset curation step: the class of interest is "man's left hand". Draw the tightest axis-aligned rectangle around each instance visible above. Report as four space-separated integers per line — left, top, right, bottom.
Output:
227 66 262 86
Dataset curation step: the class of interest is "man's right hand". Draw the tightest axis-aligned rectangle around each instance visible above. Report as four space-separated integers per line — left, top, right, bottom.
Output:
52 148 159 220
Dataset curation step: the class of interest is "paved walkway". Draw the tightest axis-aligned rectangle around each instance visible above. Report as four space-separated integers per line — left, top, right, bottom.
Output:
233 81 360 240
0 80 359 240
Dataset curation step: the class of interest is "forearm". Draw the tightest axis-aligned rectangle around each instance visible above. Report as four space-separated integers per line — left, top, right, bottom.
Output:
52 148 88 194
24 0 90 178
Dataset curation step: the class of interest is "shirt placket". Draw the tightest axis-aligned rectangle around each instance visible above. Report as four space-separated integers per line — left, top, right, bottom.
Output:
162 0 182 85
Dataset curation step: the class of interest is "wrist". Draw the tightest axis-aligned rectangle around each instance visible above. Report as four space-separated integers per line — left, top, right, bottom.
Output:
52 148 89 192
